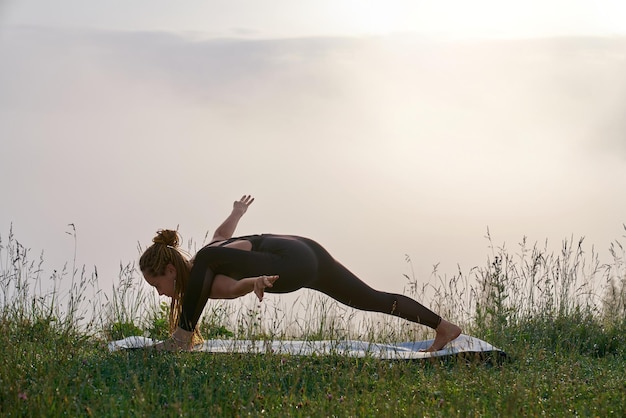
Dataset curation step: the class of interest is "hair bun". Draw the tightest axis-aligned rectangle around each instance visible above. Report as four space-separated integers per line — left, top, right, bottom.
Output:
152 229 180 247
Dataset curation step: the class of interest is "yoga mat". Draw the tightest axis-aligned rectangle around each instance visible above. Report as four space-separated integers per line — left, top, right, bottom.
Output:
109 334 505 360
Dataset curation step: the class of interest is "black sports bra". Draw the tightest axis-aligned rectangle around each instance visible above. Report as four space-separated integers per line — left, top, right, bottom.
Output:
207 234 263 250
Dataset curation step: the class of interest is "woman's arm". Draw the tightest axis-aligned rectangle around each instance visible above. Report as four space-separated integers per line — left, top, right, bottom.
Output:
211 195 255 242
210 274 279 301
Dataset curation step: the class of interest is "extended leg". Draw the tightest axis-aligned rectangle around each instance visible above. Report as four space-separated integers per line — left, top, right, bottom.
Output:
308 261 442 329
308 258 461 351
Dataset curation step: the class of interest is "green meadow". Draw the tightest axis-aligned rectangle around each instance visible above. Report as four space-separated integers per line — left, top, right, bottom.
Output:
2 227 625 417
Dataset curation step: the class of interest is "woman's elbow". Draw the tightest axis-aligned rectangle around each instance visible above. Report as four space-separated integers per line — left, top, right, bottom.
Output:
210 275 236 299
210 275 249 299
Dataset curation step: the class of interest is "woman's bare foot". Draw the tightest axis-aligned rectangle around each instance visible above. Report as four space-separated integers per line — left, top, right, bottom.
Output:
423 319 462 352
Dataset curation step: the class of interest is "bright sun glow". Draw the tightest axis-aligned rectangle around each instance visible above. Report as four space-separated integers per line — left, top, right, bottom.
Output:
322 0 626 39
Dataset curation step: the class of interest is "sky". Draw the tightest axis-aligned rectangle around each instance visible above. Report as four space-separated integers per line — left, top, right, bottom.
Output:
1 1 625 321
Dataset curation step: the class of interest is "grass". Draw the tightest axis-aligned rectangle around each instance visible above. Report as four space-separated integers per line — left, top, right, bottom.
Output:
2 225 626 416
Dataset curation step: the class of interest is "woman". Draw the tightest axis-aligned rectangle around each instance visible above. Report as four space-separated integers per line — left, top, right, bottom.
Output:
140 195 461 352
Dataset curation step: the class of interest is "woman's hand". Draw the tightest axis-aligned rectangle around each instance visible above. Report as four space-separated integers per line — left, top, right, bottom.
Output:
152 338 187 352
171 326 195 350
232 195 254 216
150 327 195 351
212 195 255 242
254 275 279 302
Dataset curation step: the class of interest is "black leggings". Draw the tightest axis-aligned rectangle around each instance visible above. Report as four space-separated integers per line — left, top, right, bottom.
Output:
179 234 441 331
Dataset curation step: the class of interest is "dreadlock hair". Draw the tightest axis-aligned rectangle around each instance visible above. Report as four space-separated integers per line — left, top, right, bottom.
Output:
139 229 203 345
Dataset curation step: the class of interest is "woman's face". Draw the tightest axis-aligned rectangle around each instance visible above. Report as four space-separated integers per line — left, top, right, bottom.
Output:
143 263 177 298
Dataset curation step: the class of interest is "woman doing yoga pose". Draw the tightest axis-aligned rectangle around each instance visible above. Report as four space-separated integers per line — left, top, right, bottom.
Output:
140 195 462 352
